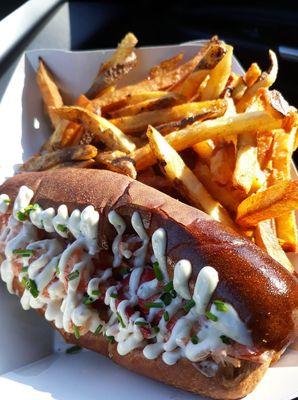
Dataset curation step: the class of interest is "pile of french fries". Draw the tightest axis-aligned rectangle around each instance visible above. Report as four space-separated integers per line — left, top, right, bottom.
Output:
22 33 298 273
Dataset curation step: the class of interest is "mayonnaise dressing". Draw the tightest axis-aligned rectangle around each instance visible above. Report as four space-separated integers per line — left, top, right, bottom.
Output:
108 210 126 267
151 228 169 281
131 211 149 268
13 186 33 220
173 259 192 300
53 205 69 238
0 194 10 214
193 266 219 315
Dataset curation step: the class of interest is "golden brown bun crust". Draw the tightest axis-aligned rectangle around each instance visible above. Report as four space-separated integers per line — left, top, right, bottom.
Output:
2 169 297 352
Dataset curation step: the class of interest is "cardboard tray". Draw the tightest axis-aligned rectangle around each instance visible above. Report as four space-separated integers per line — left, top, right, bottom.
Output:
0 42 297 400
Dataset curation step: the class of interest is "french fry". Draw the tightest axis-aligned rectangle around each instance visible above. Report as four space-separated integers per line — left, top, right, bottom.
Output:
254 220 293 272
36 58 63 128
41 120 70 152
96 150 136 179
149 53 184 78
146 126 236 228
132 111 285 171
200 45 233 100
210 143 235 185
21 145 98 172
138 168 173 193
110 99 227 134
244 63 262 87
107 92 185 118
86 33 138 98
50 159 96 170
192 139 215 163
236 50 278 112
52 106 136 153
171 70 209 99
271 128 297 251
237 180 298 227
257 130 274 169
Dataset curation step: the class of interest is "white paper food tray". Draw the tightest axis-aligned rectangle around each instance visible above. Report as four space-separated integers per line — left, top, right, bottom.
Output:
0 42 297 400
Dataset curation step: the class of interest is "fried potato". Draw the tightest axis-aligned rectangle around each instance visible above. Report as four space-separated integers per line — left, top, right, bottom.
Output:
86 33 138 98
236 50 278 112
36 58 63 128
237 180 298 227
210 142 235 185
149 53 184 78
192 139 215 163
146 126 236 228
41 120 70 152
201 45 233 100
51 106 136 153
254 220 293 272
132 111 284 171
171 70 208 99
95 150 137 179
257 130 274 169
243 63 262 87
270 128 297 251
21 145 98 172
107 92 185 118
50 159 96 170
110 99 227 134
137 168 173 193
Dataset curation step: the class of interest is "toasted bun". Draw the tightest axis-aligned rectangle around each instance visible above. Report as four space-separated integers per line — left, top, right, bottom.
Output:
1 169 298 399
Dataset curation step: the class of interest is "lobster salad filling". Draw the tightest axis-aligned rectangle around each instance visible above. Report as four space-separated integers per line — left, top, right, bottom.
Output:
0 187 271 377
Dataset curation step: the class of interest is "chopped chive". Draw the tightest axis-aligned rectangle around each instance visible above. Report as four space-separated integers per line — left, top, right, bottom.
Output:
22 277 39 298
66 345 81 354
144 301 163 309
135 321 148 326
67 270 80 281
183 299 195 313
91 290 101 297
16 211 27 221
205 311 218 322
191 335 199 344
170 289 177 298
164 281 174 292
94 324 103 336
21 266 28 273
83 295 94 305
220 335 231 344
160 292 172 306
152 325 160 333
3 199 11 204
116 312 126 328
105 334 115 343
163 311 169 322
110 292 118 299
56 262 60 275
13 249 34 257
153 261 163 281
214 300 228 312
73 325 80 339
16 204 39 221
57 224 68 233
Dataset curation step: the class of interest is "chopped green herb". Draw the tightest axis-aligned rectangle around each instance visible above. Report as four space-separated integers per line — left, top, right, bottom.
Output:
110 292 118 299
16 211 27 221
67 270 80 281
191 335 199 344
3 199 11 204
153 261 163 281
56 262 60 275
22 277 39 298
183 299 195 313
83 295 94 305
13 249 34 257
205 311 218 322
164 281 174 292
116 312 126 328
105 335 115 343
135 321 148 326
57 224 68 233
73 325 80 339
94 324 103 336
160 292 172 306
214 300 228 312
91 290 101 297
152 325 160 334
16 204 39 221
163 311 169 322
66 345 81 354
144 301 163 309
170 289 177 298
220 335 231 344
21 266 28 273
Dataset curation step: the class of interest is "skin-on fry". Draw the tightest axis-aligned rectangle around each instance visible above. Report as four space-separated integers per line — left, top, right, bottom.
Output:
110 99 227 134
192 139 215 163
50 159 96 170
107 92 185 118
237 180 298 227
244 63 262 87
20 145 98 172
52 106 136 153
96 150 137 179
200 45 233 100
132 111 285 171
270 128 297 252
171 70 208 99
254 220 294 272
36 58 63 128
236 50 278 112
146 126 236 228
210 142 235 185
257 130 274 169
85 32 138 98
149 53 184 78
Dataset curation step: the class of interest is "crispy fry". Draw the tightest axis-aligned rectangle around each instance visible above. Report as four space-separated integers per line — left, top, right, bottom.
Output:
192 139 215 162
236 50 278 112
210 143 235 185
21 145 98 172
171 70 209 99
36 58 63 128
237 180 298 227
107 92 185 118
86 33 138 98
243 63 262 87
201 45 233 100
270 128 297 251
254 220 293 272
257 130 274 169
110 99 227 134
50 159 96 170
149 53 184 78
138 168 173 193
41 120 70 152
147 126 236 228
52 106 136 153
96 150 137 179
132 111 284 171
